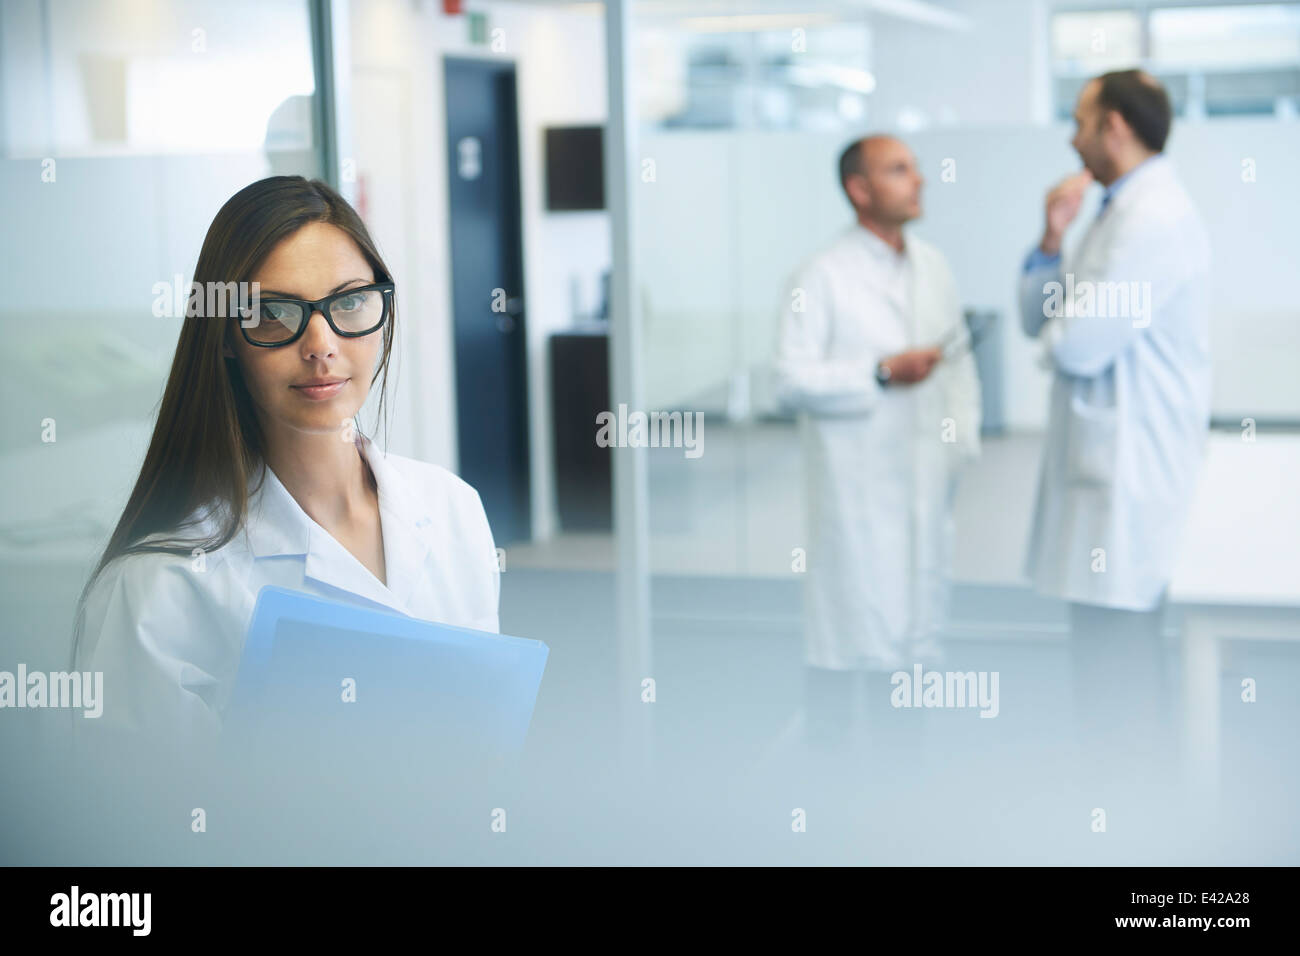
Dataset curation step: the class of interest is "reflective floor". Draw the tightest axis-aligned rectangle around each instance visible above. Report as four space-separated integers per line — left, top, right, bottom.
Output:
6 567 1296 865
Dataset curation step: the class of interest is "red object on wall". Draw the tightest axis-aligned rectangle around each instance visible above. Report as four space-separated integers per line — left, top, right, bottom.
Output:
443 0 463 14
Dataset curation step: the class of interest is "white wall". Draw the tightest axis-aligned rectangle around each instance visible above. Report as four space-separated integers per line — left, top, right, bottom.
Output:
349 0 608 543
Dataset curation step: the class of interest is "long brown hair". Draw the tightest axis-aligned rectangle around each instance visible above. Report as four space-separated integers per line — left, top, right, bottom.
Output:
71 176 397 666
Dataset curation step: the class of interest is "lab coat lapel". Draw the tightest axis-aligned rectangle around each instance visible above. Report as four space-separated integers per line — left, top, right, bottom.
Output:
1068 208 1111 276
301 522 396 611
358 437 437 617
906 240 953 349
905 242 931 341
854 224 910 321
246 442 428 616
1070 157 1169 275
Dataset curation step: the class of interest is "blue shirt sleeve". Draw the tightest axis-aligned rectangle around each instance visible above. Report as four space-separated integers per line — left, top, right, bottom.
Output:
1022 246 1061 273
1019 245 1062 339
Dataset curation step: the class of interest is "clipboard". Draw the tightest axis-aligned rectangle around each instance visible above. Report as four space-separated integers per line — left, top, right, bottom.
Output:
225 586 549 759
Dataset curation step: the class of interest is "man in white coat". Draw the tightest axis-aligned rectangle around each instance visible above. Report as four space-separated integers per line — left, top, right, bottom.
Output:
1019 70 1211 783
775 135 982 750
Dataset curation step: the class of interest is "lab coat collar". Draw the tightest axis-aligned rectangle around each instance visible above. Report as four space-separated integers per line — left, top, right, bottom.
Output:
244 434 434 616
1101 153 1168 214
850 222 907 263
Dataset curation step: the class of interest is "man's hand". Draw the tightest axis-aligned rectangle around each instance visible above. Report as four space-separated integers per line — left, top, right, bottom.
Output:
880 346 942 385
1040 169 1093 256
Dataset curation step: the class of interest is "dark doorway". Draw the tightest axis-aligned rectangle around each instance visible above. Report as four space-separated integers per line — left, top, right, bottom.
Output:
444 57 531 545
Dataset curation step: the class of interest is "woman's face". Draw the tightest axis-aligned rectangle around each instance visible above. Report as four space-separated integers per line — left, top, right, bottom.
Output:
226 221 385 439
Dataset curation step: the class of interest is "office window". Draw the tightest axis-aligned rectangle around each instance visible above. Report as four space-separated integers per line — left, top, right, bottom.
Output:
635 18 874 131
0 0 320 159
1050 3 1300 119
1051 9 1143 72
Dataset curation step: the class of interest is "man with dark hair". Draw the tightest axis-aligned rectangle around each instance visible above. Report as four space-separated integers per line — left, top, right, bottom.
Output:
775 135 982 753
1018 69 1210 796
1096 69 1172 153
1059 68 1174 195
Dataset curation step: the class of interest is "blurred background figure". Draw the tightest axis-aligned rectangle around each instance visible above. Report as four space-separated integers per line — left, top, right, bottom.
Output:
773 135 981 751
1019 70 1210 789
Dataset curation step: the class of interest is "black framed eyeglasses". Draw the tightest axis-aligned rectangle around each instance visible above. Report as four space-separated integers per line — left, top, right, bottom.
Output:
236 281 395 347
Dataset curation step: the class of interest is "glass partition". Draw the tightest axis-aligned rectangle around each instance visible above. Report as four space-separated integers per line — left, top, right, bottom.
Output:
630 10 873 579
0 0 324 675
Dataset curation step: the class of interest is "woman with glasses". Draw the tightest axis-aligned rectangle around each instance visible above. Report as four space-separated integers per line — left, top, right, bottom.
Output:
71 176 500 742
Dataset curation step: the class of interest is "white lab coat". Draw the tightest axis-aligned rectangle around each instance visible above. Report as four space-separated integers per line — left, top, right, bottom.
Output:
775 224 982 671
1019 154 1211 610
71 433 501 742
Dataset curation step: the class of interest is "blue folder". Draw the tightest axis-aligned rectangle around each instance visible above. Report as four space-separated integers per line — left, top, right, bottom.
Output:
226 586 548 759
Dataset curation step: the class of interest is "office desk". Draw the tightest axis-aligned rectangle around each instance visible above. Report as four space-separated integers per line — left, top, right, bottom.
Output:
1169 434 1300 801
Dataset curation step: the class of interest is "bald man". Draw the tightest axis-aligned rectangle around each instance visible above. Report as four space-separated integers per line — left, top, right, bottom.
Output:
774 135 983 751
